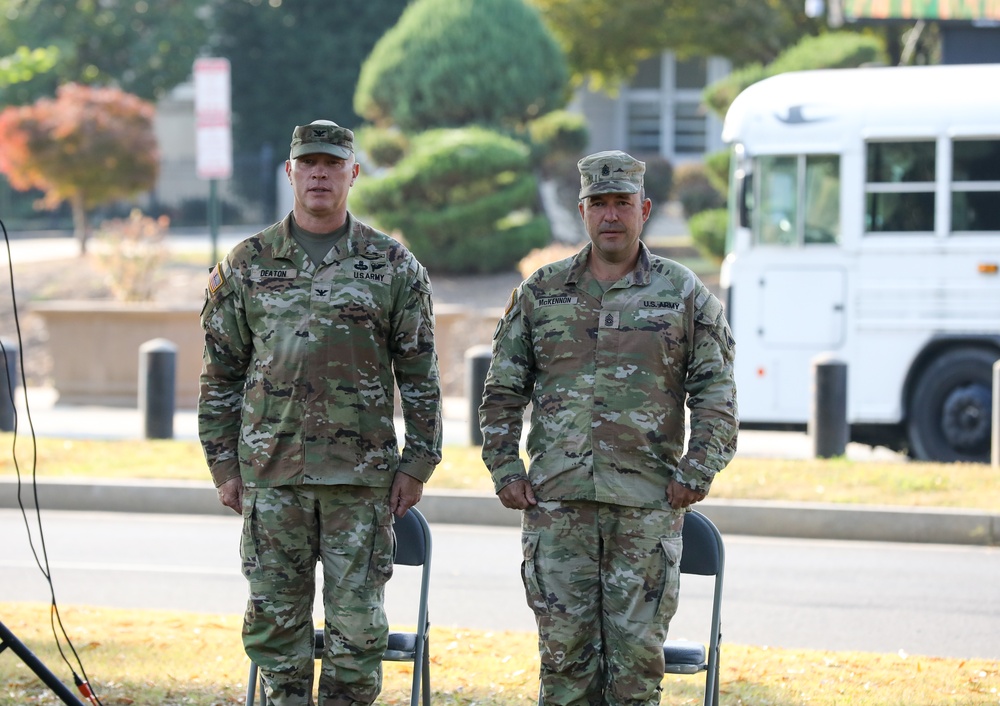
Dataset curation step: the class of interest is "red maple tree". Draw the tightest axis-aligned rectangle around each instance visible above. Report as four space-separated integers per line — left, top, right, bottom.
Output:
0 83 159 254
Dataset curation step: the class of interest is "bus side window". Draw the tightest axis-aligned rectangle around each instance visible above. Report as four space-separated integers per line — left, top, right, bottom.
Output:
755 154 840 246
803 155 840 244
757 156 797 246
952 138 1000 232
865 141 936 233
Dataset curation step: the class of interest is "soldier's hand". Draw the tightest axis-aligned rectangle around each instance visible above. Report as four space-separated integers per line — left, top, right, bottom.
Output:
390 472 423 518
667 479 706 510
497 479 537 510
217 476 244 515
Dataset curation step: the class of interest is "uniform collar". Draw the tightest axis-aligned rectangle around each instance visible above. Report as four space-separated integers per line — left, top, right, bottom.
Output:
565 241 653 288
274 212 373 265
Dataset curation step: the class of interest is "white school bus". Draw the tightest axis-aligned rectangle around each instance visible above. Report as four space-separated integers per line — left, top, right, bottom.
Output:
719 64 1000 463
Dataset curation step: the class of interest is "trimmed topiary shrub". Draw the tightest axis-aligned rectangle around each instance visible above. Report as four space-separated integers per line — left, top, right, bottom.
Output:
635 153 674 205
703 149 730 198
355 126 410 169
528 109 589 170
688 207 728 264
672 162 725 219
351 127 550 274
354 0 569 133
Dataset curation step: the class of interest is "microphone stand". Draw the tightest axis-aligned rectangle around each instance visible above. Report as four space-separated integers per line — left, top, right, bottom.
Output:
0 619 87 705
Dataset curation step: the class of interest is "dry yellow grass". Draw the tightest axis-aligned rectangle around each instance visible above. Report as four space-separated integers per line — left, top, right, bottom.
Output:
1 603 996 706
2 435 999 510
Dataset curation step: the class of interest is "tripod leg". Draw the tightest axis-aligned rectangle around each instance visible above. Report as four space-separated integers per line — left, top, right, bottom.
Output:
0 620 87 706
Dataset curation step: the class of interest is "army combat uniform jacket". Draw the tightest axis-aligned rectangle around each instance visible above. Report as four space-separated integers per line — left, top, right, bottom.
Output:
480 242 737 511
199 212 442 490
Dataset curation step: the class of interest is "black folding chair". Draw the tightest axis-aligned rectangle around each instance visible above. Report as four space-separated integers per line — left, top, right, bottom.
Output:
246 506 433 706
663 509 725 706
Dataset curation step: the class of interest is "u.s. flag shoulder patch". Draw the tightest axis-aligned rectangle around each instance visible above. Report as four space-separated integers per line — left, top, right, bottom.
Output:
504 288 518 316
208 263 225 293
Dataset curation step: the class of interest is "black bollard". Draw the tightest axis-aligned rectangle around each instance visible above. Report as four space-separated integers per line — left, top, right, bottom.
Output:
465 345 493 446
139 338 177 440
0 338 18 432
810 354 848 458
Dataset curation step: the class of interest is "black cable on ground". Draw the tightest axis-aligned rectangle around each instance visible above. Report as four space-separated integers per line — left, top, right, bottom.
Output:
1 216 104 706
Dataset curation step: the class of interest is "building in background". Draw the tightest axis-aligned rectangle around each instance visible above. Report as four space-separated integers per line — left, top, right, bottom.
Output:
574 52 731 165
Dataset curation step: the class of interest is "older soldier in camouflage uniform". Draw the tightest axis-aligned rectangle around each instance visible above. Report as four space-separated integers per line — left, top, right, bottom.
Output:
199 120 442 706
480 150 737 705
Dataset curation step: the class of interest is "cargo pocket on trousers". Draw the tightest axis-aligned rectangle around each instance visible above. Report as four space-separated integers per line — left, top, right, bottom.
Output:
655 533 683 623
365 503 395 590
239 488 260 580
521 531 546 617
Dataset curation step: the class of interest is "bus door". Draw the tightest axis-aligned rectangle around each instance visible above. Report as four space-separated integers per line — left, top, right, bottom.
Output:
755 266 846 418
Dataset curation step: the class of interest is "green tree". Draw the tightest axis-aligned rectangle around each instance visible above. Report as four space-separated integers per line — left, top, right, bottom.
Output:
355 0 569 132
0 84 159 254
207 0 410 217
528 0 823 89
0 0 208 105
0 46 60 90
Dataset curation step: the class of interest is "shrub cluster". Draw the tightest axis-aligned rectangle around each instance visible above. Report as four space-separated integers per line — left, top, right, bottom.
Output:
355 126 410 169
351 128 550 273
688 208 728 264
636 153 674 208
672 162 725 219
528 110 589 171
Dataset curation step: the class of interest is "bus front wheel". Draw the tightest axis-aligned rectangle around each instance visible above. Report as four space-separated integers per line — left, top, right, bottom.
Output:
906 348 997 463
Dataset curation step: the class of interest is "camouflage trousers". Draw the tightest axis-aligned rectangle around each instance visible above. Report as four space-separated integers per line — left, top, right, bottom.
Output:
521 501 685 706
240 485 395 706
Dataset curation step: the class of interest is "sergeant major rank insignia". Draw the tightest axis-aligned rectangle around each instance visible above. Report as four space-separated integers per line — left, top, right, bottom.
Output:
599 310 621 329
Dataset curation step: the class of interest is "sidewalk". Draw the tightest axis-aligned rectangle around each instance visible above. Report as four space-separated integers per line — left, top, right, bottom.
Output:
1 388 997 547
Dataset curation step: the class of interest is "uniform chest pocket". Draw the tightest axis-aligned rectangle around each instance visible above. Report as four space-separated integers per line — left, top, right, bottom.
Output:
532 303 591 360
620 307 689 361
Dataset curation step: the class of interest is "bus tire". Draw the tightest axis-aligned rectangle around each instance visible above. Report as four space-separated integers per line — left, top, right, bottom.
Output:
906 347 997 463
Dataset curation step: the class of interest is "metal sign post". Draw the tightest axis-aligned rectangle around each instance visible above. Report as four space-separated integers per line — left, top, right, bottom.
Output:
194 57 233 267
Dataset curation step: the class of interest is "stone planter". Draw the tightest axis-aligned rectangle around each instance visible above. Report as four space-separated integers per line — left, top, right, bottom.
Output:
32 301 203 408
31 301 505 410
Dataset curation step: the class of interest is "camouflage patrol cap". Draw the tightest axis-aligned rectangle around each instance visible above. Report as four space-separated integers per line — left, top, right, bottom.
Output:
578 150 645 199
290 119 354 159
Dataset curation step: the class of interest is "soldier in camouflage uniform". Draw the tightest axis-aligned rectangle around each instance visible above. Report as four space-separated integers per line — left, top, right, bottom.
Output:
479 150 737 705
199 120 442 706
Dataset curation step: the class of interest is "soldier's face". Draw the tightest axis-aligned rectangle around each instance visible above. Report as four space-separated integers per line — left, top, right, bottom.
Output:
287 152 359 218
579 191 651 262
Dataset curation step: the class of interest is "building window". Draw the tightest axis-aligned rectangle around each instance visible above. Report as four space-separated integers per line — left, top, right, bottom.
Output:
624 54 720 160
627 101 661 153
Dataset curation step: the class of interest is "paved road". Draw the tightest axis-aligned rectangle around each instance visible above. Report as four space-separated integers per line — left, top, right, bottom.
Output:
2 510 997 661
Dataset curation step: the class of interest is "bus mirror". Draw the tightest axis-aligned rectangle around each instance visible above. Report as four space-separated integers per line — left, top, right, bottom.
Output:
735 168 752 229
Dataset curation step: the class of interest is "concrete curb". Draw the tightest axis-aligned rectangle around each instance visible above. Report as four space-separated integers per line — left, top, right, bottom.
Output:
2 478 997 546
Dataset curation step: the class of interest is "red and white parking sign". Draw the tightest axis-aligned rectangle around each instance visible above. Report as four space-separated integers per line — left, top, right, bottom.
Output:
194 57 232 180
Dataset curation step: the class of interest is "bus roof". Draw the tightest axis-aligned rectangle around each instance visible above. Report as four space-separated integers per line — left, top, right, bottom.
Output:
722 64 1000 152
